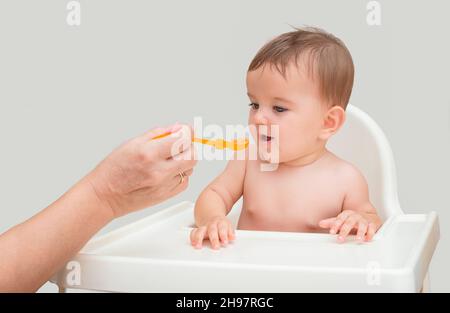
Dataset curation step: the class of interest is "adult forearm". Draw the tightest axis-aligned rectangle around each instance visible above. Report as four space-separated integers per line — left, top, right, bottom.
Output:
0 124 196 291
0 174 114 292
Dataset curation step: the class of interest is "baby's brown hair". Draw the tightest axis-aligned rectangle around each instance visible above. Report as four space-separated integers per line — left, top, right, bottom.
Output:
248 27 354 110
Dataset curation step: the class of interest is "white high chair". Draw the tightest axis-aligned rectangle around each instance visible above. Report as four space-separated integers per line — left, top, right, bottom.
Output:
52 104 439 293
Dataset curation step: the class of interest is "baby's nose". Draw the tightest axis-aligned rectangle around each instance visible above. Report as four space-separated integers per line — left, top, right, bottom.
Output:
252 110 270 125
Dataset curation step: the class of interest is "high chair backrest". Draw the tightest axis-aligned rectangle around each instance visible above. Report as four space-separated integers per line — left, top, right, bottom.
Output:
326 104 403 221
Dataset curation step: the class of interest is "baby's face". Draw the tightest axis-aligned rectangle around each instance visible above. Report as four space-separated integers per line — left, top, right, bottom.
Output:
246 62 327 164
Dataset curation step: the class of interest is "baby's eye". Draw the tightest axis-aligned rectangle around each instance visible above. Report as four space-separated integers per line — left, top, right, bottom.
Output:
249 102 259 110
273 105 287 113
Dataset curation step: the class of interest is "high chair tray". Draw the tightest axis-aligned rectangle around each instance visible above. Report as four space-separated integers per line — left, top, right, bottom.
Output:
51 201 439 292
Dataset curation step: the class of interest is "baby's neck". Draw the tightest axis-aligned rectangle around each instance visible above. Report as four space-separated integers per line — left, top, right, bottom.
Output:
281 146 328 168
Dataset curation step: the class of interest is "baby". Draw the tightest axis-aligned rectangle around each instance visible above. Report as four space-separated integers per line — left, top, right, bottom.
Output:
190 27 382 249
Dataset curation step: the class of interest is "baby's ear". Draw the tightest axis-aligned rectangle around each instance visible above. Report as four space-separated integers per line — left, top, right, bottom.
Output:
319 105 346 140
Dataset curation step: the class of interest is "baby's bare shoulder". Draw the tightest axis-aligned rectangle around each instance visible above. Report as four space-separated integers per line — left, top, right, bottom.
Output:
326 152 366 183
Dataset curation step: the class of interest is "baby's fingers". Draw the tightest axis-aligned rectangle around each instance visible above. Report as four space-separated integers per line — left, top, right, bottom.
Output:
228 224 236 241
365 222 377 242
190 226 207 249
330 216 347 235
330 211 354 235
318 217 336 229
218 221 230 246
356 221 368 242
208 224 221 250
338 217 358 242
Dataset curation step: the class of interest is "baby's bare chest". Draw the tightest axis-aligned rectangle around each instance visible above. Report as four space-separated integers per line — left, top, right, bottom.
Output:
240 161 345 232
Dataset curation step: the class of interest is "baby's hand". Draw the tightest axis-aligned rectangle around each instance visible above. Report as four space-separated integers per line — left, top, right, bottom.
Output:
190 216 235 250
318 210 379 243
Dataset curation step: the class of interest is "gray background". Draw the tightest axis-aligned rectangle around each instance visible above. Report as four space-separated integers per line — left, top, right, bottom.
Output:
0 0 448 292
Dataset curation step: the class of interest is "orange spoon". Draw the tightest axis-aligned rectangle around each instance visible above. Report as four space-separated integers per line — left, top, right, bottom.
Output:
152 132 249 151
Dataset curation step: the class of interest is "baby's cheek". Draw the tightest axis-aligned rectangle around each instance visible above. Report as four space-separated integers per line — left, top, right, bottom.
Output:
278 134 303 161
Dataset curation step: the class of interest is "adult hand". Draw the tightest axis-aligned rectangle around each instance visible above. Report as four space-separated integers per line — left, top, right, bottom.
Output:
0 123 197 292
88 124 197 218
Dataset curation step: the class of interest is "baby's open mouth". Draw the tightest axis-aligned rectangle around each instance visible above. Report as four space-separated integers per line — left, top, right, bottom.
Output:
260 134 273 142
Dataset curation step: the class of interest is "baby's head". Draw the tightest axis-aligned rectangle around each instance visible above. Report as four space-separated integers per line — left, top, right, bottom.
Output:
246 27 354 165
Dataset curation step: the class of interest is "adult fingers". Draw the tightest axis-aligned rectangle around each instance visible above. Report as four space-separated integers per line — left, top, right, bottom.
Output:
149 124 193 159
167 172 189 194
176 168 193 179
142 125 175 140
165 145 197 173
167 126 193 159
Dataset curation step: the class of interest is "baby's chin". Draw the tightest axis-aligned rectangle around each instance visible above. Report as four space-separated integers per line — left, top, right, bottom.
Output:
256 143 282 163
257 145 309 164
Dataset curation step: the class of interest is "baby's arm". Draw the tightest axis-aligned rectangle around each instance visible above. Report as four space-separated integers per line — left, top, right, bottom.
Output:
319 164 382 242
190 159 246 249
